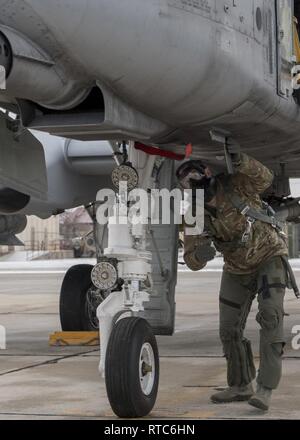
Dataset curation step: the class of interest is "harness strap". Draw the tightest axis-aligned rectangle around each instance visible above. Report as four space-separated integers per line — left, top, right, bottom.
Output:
228 191 284 232
227 181 299 298
219 176 284 233
220 296 241 310
266 283 287 290
258 275 286 300
259 275 271 299
205 179 300 298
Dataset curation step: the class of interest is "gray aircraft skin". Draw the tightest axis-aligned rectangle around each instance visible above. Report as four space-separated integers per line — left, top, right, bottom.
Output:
0 0 299 187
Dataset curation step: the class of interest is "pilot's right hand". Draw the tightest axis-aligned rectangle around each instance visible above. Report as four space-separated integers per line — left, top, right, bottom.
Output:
194 244 216 263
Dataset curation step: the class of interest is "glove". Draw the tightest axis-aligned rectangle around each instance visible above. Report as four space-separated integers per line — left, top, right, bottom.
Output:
194 245 216 263
226 138 241 163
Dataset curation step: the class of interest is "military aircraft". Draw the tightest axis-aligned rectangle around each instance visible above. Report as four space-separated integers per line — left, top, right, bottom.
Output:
1 0 300 418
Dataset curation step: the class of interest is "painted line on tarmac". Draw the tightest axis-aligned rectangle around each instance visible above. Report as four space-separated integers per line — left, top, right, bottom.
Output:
0 349 99 377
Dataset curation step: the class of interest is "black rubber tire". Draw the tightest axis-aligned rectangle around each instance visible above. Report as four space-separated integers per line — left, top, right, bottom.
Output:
59 264 95 331
105 317 159 418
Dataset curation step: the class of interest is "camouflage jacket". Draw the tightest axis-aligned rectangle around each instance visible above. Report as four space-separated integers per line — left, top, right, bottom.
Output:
184 153 288 274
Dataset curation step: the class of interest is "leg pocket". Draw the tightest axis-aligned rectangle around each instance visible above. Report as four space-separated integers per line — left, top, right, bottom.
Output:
256 308 281 331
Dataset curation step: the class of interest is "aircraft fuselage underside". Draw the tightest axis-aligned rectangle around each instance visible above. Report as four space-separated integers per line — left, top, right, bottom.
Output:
0 1 300 176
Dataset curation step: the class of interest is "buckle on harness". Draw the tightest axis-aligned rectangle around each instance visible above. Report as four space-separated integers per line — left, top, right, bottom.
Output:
270 217 277 228
271 218 287 237
241 205 251 216
241 217 255 243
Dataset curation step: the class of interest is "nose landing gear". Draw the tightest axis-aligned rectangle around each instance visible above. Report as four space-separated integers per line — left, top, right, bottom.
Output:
94 142 161 418
60 141 178 418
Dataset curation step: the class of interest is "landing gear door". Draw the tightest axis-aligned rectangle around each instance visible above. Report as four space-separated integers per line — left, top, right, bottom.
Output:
276 0 293 98
140 160 179 336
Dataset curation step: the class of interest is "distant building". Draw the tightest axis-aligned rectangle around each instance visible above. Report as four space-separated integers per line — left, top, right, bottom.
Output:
0 215 60 257
17 215 60 251
60 207 95 258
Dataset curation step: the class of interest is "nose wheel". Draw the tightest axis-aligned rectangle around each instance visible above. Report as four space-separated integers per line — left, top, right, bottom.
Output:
105 317 159 418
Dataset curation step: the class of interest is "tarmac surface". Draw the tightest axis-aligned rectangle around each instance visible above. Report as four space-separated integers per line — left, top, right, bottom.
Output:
0 259 299 420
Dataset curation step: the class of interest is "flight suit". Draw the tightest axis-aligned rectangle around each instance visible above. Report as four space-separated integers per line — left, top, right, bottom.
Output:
184 153 289 390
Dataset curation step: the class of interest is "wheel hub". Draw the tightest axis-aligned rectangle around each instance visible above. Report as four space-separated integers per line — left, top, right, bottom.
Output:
142 362 153 375
139 343 155 396
111 163 139 192
91 259 118 290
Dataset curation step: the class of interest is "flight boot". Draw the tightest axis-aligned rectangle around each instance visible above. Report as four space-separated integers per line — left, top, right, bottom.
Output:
248 384 272 411
211 383 254 404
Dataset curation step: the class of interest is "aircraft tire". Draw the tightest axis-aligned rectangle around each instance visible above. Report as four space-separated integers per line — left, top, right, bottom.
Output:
60 264 96 331
105 317 159 418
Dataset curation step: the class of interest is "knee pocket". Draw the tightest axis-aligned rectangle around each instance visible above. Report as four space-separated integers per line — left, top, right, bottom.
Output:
256 308 282 331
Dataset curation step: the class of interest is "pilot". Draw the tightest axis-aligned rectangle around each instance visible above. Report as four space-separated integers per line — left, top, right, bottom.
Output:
176 143 296 411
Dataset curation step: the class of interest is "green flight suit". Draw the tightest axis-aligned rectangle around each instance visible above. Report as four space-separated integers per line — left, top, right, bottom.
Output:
219 255 286 389
184 153 289 390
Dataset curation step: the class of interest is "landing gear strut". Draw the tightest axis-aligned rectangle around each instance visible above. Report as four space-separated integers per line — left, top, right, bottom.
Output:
60 141 178 418
94 142 160 418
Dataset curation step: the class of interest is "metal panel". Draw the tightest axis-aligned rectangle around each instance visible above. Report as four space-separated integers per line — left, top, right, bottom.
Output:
140 160 179 336
276 0 293 98
262 0 277 83
167 0 215 20
254 0 264 41
216 0 254 37
0 114 47 200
